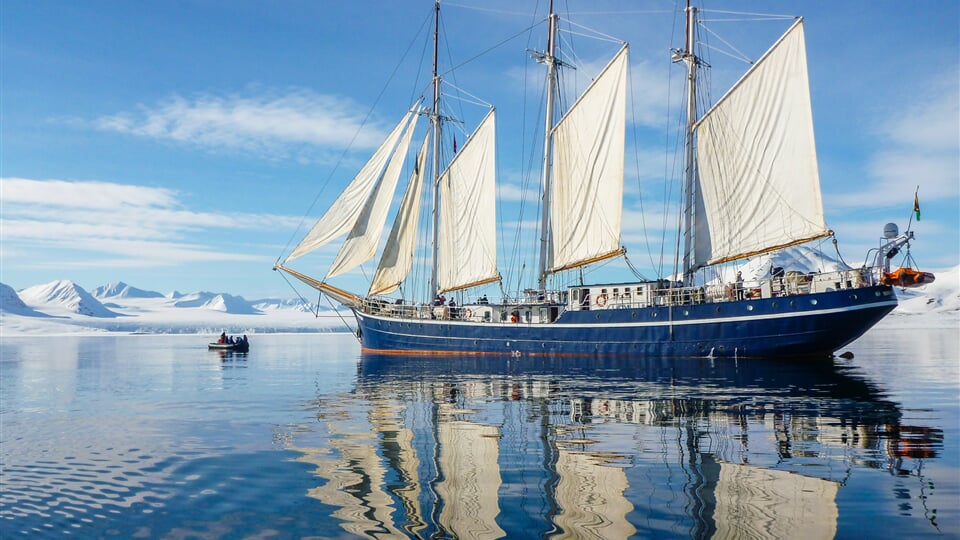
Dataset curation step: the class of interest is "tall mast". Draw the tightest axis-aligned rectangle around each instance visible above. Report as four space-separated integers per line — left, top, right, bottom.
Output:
429 0 442 297
536 1 559 291
680 0 698 281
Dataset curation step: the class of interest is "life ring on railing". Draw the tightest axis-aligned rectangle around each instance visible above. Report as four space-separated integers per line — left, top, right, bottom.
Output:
595 293 607 307
465 308 473 319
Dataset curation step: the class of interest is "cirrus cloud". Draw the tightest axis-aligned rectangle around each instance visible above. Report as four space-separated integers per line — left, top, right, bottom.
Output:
94 88 391 158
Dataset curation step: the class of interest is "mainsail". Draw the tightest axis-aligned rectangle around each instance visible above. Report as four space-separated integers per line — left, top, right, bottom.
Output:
437 108 499 293
368 135 430 296
285 109 417 262
548 45 628 273
692 19 829 268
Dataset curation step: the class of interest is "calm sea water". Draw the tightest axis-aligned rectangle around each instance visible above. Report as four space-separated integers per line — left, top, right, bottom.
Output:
1 324 957 539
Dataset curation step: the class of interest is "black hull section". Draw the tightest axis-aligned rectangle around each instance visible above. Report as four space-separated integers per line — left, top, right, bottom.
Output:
356 285 897 358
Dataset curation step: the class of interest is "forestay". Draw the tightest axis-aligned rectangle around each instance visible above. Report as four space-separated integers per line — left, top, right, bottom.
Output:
693 20 829 268
548 45 628 273
438 109 499 293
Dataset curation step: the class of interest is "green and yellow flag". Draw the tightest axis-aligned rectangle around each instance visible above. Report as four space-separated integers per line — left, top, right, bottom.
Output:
913 192 921 221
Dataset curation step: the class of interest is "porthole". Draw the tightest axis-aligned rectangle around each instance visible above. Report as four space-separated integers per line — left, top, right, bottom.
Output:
810 299 818 305
652 311 658 318
632 312 637 319
746 305 754 311
716 307 722 313
771 302 778 308
506 341 511 347
790 300 797 307
850 294 858 300
683 310 690 316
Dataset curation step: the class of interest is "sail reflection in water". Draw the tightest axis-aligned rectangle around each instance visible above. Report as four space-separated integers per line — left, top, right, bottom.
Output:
287 355 941 539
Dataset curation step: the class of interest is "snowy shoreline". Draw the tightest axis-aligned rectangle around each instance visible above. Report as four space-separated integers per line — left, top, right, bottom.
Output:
2 267 956 337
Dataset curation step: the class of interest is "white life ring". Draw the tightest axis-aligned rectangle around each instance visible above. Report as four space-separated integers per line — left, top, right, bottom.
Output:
465 308 473 319
595 293 608 307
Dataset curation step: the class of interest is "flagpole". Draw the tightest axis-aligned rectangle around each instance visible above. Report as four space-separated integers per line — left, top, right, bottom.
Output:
907 185 920 231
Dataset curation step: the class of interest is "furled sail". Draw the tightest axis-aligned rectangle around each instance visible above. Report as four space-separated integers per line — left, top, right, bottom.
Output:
368 134 430 296
326 112 420 278
692 19 829 268
285 109 416 262
548 45 628 273
437 109 499 293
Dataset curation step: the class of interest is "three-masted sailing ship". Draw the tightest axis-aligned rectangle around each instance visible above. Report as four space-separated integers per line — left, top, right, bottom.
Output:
276 1 922 358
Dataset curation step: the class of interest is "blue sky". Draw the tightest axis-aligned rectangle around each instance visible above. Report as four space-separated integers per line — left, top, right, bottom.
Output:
2 0 958 300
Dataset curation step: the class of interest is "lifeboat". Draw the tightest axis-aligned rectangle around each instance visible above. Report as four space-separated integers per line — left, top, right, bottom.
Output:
880 267 936 287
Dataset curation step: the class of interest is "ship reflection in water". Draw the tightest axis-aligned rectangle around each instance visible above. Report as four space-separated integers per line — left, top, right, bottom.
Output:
288 355 942 539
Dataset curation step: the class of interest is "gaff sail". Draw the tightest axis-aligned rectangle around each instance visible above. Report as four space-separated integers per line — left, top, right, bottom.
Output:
548 45 628 273
693 20 829 268
437 109 500 293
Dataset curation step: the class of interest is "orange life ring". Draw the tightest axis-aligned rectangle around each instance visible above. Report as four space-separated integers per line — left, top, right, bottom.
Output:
595 293 607 307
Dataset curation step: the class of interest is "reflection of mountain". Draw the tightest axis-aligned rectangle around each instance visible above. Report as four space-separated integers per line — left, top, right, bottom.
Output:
285 355 940 538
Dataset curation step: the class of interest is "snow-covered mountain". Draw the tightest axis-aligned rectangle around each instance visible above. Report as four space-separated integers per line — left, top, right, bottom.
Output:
92 281 164 299
172 292 261 314
0 282 48 317
694 245 849 285
3 280 342 335
743 245 849 279
892 265 960 314
18 280 120 318
252 297 316 313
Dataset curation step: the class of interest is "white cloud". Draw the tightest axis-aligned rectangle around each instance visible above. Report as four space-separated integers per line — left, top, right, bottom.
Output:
94 88 390 156
833 71 960 209
1 178 302 267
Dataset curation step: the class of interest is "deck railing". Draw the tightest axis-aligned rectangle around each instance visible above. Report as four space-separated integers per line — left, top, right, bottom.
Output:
360 268 878 322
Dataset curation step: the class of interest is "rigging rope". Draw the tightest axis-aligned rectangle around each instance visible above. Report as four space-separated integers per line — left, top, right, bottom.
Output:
277 267 357 336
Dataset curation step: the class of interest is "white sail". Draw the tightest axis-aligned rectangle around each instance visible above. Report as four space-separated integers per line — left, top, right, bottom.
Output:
548 45 628 273
693 20 829 268
285 109 416 262
438 109 499 293
326 113 419 278
368 134 430 296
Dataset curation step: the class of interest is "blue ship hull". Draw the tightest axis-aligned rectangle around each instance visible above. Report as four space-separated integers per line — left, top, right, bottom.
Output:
355 285 897 358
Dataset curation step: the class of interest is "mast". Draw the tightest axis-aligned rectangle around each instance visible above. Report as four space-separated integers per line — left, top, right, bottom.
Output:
680 0 698 282
536 1 559 291
429 0 442 297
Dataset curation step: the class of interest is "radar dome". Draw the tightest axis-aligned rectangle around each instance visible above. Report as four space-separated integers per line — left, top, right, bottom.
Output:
883 223 899 239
